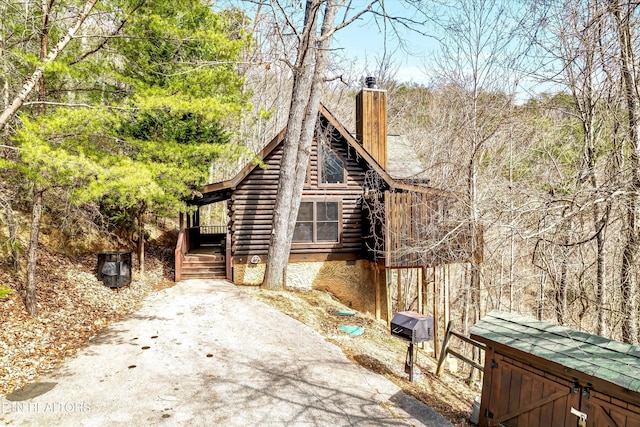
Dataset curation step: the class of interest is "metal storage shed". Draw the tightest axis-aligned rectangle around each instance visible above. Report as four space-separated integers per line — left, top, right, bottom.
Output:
470 310 640 427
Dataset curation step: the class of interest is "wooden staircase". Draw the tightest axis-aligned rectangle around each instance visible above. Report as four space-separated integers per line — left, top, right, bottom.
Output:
180 253 226 280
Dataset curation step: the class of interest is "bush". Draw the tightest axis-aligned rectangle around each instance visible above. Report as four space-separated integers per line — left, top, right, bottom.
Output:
0 285 11 301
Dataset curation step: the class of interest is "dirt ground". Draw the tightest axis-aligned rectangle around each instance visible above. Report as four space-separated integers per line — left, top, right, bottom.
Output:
0 246 176 396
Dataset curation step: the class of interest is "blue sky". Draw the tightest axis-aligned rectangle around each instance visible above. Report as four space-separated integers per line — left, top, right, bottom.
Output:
223 0 555 97
330 3 438 85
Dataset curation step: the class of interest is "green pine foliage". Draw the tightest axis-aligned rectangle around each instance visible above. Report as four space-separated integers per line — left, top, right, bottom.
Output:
2 0 253 241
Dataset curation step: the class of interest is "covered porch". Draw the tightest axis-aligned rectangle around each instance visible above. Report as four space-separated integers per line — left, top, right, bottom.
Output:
175 197 231 281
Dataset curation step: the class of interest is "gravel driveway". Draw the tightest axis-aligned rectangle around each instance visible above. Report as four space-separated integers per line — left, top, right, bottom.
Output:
1 279 452 426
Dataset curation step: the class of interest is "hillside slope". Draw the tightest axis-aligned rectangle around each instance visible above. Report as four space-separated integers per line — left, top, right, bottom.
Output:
0 245 175 395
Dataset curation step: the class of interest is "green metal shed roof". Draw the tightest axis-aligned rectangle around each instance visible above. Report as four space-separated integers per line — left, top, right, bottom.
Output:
470 310 640 394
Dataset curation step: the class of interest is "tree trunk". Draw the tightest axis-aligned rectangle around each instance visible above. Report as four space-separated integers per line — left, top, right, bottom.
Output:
595 215 607 336
612 0 640 344
584 91 609 337
137 234 144 276
555 243 568 326
137 205 146 275
262 0 337 290
25 186 44 316
1 1 9 111
0 193 19 271
38 0 50 115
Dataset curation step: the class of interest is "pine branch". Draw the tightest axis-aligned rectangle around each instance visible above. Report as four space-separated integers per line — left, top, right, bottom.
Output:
0 0 99 132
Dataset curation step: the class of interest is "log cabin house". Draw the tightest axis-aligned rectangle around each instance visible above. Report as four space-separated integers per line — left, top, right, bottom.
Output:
175 79 476 322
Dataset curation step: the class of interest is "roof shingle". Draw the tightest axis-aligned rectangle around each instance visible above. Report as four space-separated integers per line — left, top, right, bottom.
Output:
470 310 640 393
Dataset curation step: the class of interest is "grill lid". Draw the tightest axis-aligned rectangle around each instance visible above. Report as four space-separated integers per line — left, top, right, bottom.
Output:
390 311 433 343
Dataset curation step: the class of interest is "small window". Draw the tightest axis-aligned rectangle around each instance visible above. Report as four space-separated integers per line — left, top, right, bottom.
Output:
293 201 340 243
320 143 345 184
316 201 339 241
293 202 314 242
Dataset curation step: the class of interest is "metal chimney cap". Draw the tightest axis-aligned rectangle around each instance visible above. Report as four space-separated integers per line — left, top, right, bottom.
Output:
365 76 377 89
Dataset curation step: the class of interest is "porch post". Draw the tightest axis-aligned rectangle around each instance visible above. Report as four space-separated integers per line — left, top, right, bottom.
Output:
226 225 232 281
385 267 392 326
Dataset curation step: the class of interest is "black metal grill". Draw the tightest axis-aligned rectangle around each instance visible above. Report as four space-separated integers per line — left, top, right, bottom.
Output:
390 311 434 381
390 311 433 343
97 251 132 288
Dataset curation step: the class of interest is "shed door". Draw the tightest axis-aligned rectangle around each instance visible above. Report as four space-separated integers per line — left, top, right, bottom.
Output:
484 353 580 426
582 390 640 427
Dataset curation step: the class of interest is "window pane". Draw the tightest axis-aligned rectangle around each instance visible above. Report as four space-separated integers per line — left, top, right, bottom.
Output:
321 144 344 184
317 222 338 242
293 222 313 242
317 202 339 221
297 202 313 221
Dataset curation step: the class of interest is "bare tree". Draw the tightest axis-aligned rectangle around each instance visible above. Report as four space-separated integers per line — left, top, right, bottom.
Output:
262 0 337 289
428 0 529 331
610 0 640 344
259 0 378 290
533 0 615 334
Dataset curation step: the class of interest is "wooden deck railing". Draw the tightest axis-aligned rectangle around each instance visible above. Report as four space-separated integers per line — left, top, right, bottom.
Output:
200 225 226 235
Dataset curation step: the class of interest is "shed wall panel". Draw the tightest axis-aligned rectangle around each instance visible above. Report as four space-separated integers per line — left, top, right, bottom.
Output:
481 352 579 427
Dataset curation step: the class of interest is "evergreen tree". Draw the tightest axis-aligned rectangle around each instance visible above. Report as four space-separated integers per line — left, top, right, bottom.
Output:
0 0 252 315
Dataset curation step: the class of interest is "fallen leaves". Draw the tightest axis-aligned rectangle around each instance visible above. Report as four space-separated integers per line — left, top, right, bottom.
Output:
0 245 174 396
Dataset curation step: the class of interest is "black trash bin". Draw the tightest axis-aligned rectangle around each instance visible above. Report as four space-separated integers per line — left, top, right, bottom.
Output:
97 252 132 288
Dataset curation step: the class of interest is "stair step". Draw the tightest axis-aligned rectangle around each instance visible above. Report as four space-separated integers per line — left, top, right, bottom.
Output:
185 254 224 262
178 253 226 280
182 266 225 273
183 264 224 269
181 273 226 279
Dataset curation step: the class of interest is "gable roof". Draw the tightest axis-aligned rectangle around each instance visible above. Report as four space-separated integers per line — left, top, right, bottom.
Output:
470 310 640 394
189 104 446 206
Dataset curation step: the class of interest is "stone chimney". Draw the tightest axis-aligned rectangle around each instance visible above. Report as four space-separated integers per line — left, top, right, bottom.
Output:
356 77 387 169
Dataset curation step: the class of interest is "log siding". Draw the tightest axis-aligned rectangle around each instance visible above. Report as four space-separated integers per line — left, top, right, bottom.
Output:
190 105 475 271
230 127 369 262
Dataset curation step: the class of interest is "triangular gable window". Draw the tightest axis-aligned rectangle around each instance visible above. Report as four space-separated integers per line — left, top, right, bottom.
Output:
320 142 345 184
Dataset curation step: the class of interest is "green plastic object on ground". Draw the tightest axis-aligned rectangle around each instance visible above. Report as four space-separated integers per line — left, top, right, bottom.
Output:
338 325 364 336
333 309 356 316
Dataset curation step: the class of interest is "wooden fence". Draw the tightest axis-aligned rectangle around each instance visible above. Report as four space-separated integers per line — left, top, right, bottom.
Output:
436 320 485 376
200 225 226 235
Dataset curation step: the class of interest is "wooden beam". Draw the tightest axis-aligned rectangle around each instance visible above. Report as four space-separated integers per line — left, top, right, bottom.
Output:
433 267 439 358
374 265 381 321
385 268 392 326
436 320 453 376
397 269 403 312
421 266 428 317
418 267 423 314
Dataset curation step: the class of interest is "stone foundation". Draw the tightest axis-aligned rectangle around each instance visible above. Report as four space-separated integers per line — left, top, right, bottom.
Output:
233 260 376 315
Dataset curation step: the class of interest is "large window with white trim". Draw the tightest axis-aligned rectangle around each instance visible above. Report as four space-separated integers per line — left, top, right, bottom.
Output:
292 201 340 243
